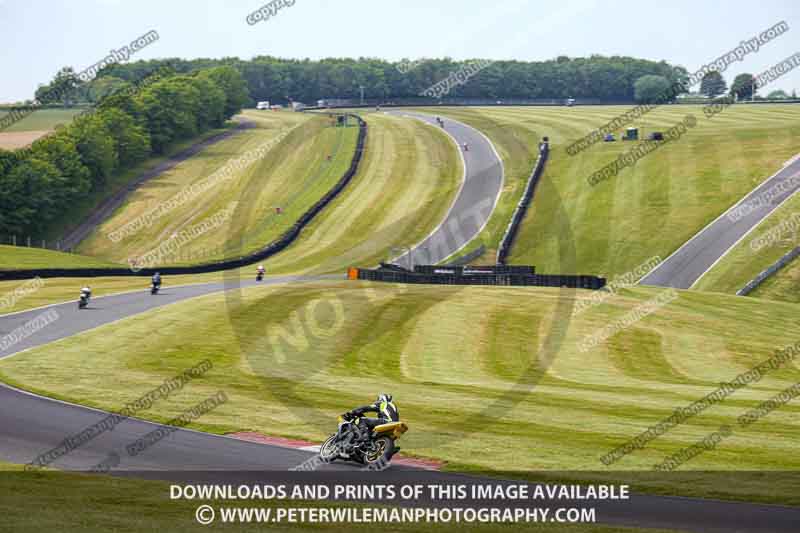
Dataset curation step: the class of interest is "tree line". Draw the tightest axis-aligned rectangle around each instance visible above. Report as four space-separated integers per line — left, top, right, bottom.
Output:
88 55 685 103
0 66 249 237
699 71 797 101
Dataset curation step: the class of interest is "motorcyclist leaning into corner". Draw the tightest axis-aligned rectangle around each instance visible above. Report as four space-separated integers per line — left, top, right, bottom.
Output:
342 393 399 447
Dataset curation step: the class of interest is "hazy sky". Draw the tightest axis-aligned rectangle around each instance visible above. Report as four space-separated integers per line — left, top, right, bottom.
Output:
1 0 798 102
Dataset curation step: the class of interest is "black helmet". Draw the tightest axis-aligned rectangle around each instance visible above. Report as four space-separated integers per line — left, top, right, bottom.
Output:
377 393 392 403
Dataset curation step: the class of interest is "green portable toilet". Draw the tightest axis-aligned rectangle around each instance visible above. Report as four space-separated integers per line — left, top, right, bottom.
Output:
623 127 638 141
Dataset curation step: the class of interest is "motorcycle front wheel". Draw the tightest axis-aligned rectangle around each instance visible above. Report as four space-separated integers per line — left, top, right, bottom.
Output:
319 434 339 463
364 435 394 466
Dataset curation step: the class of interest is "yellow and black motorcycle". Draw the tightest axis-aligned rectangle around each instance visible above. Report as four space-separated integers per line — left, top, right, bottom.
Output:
319 414 407 467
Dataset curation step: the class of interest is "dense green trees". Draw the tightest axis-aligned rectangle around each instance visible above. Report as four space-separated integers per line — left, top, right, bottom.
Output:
700 72 727 98
98 108 151 167
99 55 685 103
767 89 790 100
730 73 756 100
69 113 117 187
35 67 80 106
0 66 249 237
633 75 672 103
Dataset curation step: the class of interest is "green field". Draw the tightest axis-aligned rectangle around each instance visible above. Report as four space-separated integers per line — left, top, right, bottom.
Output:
0 245 120 270
0 107 82 132
425 105 800 280
2 280 798 503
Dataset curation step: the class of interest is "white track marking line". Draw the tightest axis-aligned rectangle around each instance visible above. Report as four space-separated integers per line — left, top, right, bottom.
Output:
640 153 800 285
690 186 800 289
388 111 504 265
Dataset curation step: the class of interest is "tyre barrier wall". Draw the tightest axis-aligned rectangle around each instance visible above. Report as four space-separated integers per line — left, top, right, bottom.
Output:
350 265 605 290
737 246 800 296
496 141 549 265
413 264 535 276
0 114 367 282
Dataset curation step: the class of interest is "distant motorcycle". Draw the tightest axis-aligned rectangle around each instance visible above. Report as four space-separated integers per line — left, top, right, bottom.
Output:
151 282 160 295
319 414 407 467
78 289 91 310
256 272 264 282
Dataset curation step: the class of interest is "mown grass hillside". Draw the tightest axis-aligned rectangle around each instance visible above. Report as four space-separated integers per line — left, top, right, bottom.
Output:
265 111 461 274
77 110 339 265
2 281 798 503
0 245 120 270
426 105 800 281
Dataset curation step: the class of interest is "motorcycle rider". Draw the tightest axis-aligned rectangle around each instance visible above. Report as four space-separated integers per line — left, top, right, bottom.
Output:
257 265 265 277
79 286 91 308
463 142 469 151
151 272 162 289
342 393 399 448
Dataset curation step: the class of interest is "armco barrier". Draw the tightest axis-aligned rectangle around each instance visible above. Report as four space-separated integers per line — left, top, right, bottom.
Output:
0 114 367 281
353 264 605 290
497 140 549 265
444 244 486 266
737 246 800 296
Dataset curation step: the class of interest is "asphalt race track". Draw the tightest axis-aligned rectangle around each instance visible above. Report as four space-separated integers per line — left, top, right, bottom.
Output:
386 111 504 265
1 113 799 532
640 155 800 289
